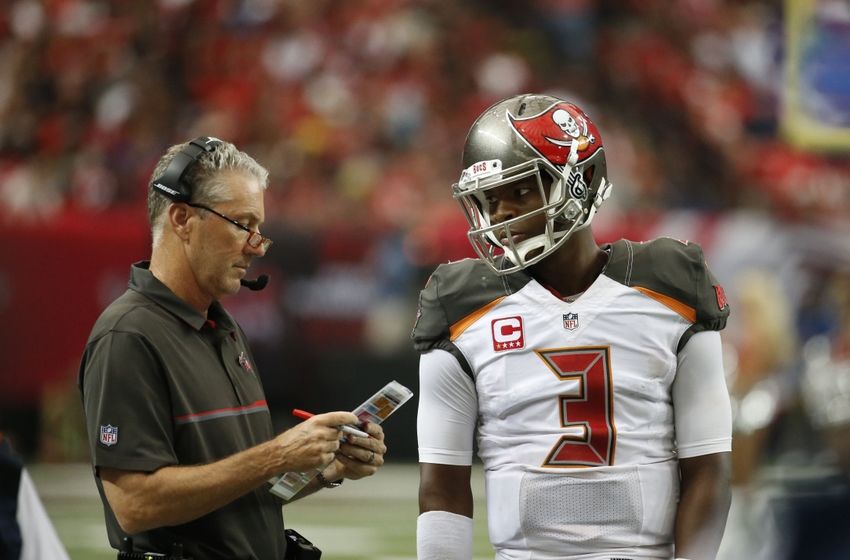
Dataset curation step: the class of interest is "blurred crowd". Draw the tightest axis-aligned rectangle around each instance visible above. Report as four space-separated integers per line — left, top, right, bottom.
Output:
1 0 848 229
2 0 850 556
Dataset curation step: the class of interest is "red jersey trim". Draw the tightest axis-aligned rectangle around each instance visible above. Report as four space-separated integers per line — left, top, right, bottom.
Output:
174 400 269 425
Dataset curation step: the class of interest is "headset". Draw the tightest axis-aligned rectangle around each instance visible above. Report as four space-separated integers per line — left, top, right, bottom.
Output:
150 136 269 291
150 136 222 202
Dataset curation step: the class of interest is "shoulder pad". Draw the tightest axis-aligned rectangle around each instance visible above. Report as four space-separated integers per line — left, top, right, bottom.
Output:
411 259 531 353
605 238 730 346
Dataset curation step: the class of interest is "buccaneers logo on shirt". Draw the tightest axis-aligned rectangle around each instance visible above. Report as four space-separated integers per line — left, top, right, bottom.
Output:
238 351 254 374
508 102 602 167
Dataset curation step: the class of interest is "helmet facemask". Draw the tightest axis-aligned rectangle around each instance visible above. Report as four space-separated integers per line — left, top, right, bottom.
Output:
453 155 603 275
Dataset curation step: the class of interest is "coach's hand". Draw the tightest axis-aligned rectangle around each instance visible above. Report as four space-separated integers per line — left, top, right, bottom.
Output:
272 411 360 473
326 422 386 481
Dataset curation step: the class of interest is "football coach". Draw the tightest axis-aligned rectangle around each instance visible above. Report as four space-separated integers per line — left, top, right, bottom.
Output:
79 137 387 559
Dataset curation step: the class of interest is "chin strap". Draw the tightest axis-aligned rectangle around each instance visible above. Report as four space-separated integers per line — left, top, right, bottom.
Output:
568 139 580 166
596 178 613 206
581 177 613 232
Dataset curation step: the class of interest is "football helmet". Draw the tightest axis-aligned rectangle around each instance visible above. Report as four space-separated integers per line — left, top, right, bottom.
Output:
452 94 613 275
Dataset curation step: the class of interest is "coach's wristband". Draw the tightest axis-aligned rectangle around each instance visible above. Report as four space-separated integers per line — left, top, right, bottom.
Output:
316 470 343 488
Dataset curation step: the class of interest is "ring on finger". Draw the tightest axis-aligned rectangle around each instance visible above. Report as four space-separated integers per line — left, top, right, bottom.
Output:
367 450 375 464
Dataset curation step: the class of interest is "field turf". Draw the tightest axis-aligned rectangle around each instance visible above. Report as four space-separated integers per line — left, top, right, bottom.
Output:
30 462 494 560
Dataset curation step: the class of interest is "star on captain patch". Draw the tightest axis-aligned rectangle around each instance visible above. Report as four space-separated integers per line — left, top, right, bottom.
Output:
563 312 579 331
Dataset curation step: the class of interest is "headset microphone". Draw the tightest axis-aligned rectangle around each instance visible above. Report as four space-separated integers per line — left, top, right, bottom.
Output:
240 274 269 291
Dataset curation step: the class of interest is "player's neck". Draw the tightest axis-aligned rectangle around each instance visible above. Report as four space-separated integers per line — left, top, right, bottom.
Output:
529 229 607 299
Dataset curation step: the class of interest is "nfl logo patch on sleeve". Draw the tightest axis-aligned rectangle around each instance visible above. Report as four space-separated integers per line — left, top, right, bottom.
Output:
99 424 118 447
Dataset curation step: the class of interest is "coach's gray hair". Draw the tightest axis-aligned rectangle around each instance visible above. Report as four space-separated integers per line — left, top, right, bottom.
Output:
147 139 269 246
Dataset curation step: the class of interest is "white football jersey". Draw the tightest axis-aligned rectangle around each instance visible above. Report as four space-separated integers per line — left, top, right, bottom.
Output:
413 238 731 560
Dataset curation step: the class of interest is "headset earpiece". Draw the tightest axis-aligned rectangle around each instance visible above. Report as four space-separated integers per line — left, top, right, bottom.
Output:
150 136 222 202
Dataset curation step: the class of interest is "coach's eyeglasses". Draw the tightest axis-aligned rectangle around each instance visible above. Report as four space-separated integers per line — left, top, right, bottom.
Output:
187 202 273 252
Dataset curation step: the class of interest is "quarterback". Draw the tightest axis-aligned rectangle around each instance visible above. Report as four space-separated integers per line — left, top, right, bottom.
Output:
413 94 732 560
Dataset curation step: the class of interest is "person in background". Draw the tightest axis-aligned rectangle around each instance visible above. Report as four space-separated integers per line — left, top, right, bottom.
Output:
0 432 70 560
79 137 387 559
775 271 850 559
727 269 797 486
412 94 732 560
715 269 798 560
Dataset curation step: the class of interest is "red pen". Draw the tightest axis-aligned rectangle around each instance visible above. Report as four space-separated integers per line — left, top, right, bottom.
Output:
292 408 370 438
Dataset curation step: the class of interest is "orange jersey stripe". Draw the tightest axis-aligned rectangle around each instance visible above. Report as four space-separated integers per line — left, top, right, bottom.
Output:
634 286 696 323
449 296 506 341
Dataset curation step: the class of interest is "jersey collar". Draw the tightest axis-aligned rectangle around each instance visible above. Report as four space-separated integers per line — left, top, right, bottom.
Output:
128 261 237 332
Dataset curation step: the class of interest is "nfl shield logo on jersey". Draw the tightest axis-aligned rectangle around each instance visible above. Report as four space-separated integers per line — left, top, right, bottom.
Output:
99 424 118 447
491 316 525 351
563 312 579 331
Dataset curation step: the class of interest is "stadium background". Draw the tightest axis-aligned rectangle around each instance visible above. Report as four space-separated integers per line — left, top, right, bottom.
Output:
1 0 849 558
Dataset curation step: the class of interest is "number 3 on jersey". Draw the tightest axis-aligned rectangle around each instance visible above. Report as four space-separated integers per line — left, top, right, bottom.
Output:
535 347 616 467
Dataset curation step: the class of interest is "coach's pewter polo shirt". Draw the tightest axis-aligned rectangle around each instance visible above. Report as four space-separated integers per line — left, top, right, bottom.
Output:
79 261 286 560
